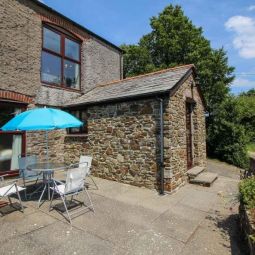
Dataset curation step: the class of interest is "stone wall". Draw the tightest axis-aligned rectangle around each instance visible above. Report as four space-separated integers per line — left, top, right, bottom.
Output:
0 0 42 97
26 129 66 163
35 86 81 107
64 98 163 189
239 203 255 255
164 75 206 191
82 38 123 92
0 0 122 106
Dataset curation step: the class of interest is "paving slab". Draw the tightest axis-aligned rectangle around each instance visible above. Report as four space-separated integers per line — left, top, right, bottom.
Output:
207 159 240 179
0 221 127 255
151 204 206 243
0 211 56 244
181 212 245 255
179 187 218 212
127 229 185 255
72 206 148 250
91 194 160 227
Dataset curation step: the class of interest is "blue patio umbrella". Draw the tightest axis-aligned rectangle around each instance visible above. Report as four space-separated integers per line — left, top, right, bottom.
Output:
1 107 83 160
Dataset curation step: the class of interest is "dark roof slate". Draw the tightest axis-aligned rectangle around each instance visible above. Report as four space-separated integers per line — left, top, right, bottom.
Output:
65 65 194 107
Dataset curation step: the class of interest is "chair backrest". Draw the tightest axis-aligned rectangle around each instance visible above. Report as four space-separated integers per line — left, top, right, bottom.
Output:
79 155 92 175
65 165 87 194
18 155 38 178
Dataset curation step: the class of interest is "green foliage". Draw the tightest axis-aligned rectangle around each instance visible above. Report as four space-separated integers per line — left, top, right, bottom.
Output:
121 5 234 114
120 44 155 77
207 96 249 168
235 91 255 142
239 177 255 209
247 143 255 153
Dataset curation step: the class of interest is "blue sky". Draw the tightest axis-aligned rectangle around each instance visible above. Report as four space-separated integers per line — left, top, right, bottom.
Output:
41 0 255 94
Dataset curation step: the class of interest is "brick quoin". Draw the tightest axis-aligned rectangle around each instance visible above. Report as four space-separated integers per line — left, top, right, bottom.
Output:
0 90 33 104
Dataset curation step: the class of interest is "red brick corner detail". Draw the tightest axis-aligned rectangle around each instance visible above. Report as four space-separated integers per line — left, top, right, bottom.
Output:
0 91 34 104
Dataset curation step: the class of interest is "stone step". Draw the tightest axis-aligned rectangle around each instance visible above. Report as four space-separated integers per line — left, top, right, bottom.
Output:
187 166 205 179
189 172 218 187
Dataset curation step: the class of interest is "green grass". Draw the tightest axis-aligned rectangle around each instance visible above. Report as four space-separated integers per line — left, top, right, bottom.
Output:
247 143 255 153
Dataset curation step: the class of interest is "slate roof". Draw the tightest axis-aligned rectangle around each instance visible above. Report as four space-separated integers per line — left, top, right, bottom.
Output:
65 64 195 107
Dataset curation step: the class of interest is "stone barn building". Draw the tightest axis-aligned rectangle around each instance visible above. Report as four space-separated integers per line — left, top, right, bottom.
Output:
0 0 206 193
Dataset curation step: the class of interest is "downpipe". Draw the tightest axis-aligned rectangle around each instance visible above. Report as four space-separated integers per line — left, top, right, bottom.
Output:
158 98 164 195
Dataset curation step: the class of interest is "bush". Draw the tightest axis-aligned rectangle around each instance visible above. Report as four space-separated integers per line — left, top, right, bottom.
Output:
207 96 250 169
207 120 249 168
239 177 255 209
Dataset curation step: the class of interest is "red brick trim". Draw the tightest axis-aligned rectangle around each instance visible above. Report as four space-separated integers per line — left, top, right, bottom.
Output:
0 91 34 104
37 14 89 41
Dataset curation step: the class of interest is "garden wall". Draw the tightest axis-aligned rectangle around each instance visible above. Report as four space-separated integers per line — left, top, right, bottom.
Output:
239 203 255 254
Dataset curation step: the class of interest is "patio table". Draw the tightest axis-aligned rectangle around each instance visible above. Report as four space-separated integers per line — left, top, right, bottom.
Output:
27 162 67 207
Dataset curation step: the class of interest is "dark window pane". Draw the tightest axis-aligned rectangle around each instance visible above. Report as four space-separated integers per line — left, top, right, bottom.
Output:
43 27 61 53
69 111 80 133
64 60 80 89
65 38 79 61
0 133 22 171
41 52 61 84
68 110 87 134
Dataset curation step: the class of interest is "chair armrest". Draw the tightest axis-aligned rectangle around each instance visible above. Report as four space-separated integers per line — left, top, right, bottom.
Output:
0 176 23 188
1 177 22 184
0 174 10 181
52 179 65 186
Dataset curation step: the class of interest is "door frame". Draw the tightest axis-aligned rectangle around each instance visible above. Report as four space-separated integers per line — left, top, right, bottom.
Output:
185 100 195 169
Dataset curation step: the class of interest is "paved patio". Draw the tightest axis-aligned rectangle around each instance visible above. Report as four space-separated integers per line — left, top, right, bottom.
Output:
0 160 247 254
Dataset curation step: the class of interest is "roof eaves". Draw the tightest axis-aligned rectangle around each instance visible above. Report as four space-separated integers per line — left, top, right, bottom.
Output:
65 90 170 108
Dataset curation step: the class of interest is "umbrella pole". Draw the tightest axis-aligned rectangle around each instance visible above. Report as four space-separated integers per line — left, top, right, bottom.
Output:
45 131 49 162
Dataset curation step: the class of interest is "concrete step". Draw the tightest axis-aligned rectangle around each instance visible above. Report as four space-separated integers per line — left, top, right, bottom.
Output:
187 166 205 179
189 172 218 187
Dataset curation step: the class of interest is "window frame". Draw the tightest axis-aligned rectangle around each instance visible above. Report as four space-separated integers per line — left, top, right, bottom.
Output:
67 110 88 135
0 102 27 177
41 24 82 91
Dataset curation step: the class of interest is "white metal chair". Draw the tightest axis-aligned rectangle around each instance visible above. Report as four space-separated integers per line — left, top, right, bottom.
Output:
0 175 25 216
79 155 98 189
18 155 43 200
49 162 95 224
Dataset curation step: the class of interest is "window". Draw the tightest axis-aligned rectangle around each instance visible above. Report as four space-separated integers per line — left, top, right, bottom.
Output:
0 103 26 176
68 110 88 134
41 25 81 90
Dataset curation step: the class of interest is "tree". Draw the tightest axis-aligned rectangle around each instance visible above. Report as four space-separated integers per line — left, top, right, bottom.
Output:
120 44 155 77
121 5 235 114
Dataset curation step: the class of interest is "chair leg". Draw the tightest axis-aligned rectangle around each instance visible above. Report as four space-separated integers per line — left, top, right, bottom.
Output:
61 195 72 225
38 185 47 208
15 185 24 213
84 186 95 213
23 177 27 201
49 188 55 211
8 196 12 205
89 175 98 190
